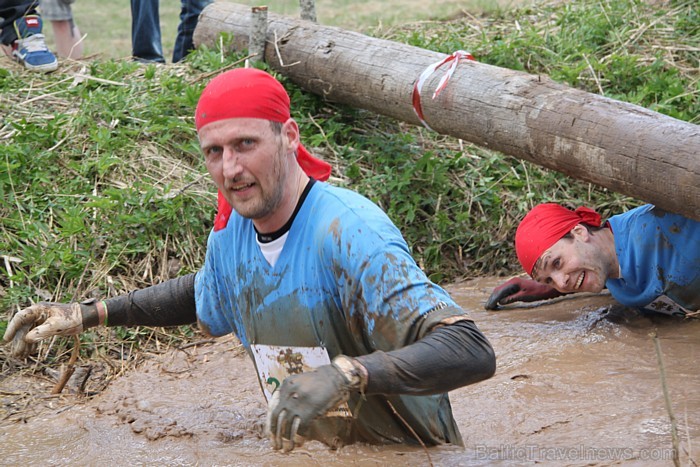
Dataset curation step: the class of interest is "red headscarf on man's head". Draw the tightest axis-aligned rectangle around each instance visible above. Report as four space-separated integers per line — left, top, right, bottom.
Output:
515 203 602 276
195 68 332 231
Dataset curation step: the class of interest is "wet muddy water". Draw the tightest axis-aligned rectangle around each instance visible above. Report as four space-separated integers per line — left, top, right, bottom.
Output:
2 277 699 465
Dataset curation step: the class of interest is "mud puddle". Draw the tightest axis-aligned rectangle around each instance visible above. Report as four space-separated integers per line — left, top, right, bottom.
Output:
2 277 699 466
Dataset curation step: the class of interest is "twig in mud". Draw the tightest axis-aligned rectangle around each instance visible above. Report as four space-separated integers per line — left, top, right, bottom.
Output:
178 338 217 350
51 336 80 394
651 333 680 467
386 400 433 467
683 410 698 467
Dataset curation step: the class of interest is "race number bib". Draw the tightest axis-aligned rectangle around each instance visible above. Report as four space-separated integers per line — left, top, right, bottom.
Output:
644 295 689 317
251 344 351 418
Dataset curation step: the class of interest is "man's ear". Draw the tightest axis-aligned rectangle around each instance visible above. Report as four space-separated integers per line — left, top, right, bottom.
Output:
570 223 591 242
282 118 300 155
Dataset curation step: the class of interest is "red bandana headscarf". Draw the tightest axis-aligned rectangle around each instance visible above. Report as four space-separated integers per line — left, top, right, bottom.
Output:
515 203 602 276
195 68 332 231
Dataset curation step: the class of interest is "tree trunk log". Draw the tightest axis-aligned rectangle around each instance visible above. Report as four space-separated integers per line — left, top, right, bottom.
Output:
194 1 700 221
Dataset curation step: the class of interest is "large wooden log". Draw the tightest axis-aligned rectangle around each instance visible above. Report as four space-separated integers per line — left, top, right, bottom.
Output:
194 2 700 220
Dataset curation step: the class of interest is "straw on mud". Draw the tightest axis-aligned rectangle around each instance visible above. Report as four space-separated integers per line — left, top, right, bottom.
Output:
683 410 696 465
386 400 433 466
651 333 680 467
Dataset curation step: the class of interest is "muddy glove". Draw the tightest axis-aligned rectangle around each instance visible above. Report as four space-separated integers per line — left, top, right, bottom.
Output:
265 355 366 452
485 277 564 310
3 301 100 358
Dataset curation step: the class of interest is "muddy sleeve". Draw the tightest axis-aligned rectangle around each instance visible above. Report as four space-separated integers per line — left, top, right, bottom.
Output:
355 319 496 396
103 273 197 327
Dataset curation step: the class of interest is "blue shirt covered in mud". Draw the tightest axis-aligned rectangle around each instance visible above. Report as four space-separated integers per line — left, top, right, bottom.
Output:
606 205 700 311
194 181 470 446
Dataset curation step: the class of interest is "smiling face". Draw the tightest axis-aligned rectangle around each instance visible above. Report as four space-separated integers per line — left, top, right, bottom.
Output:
531 224 618 294
199 117 303 232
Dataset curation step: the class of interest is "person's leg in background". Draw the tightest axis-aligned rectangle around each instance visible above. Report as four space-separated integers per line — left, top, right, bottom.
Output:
39 0 82 58
0 0 58 72
130 0 164 63
171 0 212 62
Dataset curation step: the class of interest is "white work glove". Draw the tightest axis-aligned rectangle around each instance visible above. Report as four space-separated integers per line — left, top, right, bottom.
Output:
3 302 86 358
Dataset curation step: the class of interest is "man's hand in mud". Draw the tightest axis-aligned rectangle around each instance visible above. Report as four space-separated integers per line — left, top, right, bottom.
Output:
265 356 364 452
3 302 84 358
485 277 564 310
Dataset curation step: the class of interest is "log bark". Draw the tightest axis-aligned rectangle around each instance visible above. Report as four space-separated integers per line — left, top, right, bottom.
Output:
248 6 268 63
194 1 700 220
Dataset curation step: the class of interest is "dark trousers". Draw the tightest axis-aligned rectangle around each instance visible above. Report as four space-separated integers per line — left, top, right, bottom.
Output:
130 0 212 63
0 0 38 45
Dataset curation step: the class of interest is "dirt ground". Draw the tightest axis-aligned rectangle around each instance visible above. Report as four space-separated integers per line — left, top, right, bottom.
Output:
2 276 699 466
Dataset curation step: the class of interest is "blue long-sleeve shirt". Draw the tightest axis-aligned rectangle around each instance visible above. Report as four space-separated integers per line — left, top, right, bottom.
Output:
606 205 699 311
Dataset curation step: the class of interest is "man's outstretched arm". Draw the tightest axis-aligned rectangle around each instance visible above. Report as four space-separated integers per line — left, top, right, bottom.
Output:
485 276 565 310
4 273 198 357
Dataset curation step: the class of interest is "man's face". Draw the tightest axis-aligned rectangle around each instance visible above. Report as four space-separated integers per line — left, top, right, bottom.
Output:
199 117 297 226
531 224 610 294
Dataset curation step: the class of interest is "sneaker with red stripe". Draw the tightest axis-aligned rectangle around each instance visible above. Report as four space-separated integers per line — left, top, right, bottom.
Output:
12 15 58 72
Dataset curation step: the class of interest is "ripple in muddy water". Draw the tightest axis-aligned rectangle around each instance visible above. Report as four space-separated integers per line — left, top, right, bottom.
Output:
2 277 698 465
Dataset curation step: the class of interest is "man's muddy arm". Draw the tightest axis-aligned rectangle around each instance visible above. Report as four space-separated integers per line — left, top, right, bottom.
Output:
485 277 565 310
100 273 197 327
3 274 197 358
356 320 496 396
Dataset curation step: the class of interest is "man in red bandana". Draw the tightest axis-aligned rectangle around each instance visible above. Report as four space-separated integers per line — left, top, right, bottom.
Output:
5 68 495 451
486 203 699 316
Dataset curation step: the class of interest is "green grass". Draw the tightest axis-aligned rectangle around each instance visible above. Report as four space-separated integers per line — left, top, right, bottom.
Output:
393 0 699 123
44 0 532 60
1 62 209 307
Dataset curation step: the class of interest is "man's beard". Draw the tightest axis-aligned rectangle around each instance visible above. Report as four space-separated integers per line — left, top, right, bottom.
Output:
229 146 287 220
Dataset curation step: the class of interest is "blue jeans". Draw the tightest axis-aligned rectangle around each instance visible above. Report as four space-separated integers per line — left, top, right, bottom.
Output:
130 0 213 63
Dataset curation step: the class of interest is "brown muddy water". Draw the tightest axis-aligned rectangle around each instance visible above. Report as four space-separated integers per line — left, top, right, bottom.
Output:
2 277 699 466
